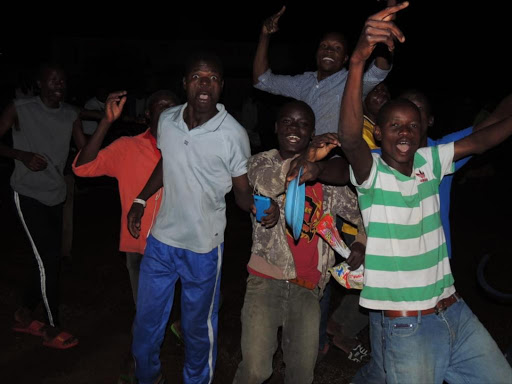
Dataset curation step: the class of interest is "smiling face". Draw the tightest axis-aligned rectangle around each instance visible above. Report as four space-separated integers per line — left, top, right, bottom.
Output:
275 101 315 159
183 59 224 118
316 32 348 80
37 66 67 108
374 99 422 175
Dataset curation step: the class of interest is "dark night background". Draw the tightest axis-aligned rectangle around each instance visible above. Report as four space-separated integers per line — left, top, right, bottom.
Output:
1 2 511 383
1 1 510 135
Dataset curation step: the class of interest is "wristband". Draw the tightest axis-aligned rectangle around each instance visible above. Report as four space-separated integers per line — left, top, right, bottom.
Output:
133 198 146 208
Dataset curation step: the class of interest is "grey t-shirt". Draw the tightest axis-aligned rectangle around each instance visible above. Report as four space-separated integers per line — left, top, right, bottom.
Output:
11 96 78 206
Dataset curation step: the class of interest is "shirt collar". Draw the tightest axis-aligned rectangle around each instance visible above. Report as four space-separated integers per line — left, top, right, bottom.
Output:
143 128 159 155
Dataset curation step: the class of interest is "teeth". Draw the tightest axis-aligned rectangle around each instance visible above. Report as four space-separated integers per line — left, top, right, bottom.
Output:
287 135 300 143
199 94 209 100
323 57 334 62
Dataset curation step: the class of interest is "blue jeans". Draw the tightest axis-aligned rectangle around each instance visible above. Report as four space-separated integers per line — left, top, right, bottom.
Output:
355 299 512 384
233 275 321 384
352 310 386 384
132 236 223 384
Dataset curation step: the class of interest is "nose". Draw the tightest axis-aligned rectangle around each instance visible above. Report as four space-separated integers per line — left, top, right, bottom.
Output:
398 126 412 136
199 76 211 86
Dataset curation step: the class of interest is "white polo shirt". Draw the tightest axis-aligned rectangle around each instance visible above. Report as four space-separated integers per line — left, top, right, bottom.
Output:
151 103 250 253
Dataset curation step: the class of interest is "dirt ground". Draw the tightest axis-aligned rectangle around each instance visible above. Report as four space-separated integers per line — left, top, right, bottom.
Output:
1 160 511 384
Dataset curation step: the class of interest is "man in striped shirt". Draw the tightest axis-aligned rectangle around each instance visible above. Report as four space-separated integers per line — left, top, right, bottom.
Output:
332 3 512 383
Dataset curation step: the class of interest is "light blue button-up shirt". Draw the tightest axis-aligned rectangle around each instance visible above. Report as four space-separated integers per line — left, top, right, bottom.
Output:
255 61 390 135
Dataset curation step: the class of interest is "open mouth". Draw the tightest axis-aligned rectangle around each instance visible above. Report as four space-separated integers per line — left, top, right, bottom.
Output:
396 140 412 154
198 92 210 103
322 57 335 63
286 134 301 144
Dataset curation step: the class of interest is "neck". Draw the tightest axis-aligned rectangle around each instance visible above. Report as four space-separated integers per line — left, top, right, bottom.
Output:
149 124 157 137
382 154 414 176
183 105 218 130
279 148 303 160
40 95 59 109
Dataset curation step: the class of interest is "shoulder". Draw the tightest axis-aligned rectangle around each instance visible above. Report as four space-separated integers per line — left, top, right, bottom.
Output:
160 104 184 125
14 96 39 109
249 149 279 166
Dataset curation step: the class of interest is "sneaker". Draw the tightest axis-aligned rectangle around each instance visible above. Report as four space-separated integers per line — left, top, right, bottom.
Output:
170 321 184 345
347 343 369 363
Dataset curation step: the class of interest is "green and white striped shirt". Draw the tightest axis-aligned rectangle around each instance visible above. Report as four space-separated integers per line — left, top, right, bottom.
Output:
350 143 456 310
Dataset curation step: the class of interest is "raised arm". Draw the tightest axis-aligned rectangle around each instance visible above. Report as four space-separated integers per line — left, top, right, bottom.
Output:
127 158 163 238
253 6 286 84
374 0 397 70
0 102 48 171
339 2 408 184
75 91 127 166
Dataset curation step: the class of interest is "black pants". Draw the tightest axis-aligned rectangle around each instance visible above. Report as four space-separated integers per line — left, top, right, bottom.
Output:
13 191 63 327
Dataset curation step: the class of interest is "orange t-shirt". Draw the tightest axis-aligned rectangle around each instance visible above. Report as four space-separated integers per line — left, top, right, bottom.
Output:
73 129 162 254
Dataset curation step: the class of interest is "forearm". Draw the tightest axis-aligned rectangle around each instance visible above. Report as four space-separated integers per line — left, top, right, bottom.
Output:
75 118 111 166
137 158 164 201
253 33 271 84
457 116 512 159
79 109 104 121
233 173 254 212
339 59 366 150
0 142 25 161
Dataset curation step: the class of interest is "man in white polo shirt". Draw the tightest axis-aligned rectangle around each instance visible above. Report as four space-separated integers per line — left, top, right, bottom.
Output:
127 52 276 384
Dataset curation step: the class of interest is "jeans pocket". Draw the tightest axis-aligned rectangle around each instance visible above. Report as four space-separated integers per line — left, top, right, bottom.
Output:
388 317 420 338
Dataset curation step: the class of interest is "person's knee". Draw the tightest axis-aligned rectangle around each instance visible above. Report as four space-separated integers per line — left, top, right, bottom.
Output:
236 360 272 383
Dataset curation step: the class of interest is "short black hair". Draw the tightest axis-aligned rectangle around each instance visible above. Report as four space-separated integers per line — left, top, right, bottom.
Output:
277 100 315 126
399 88 433 118
184 51 224 78
147 90 180 111
377 98 420 127
319 31 349 53
36 62 66 81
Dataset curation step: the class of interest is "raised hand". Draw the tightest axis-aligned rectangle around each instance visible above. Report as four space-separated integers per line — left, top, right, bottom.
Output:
351 1 409 64
104 91 128 124
306 133 341 162
262 6 286 35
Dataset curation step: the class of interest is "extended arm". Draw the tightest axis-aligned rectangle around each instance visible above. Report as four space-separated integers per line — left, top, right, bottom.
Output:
253 6 286 84
454 113 512 161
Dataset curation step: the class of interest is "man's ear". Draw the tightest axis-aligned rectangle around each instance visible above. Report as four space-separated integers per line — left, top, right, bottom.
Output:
36 80 42 90
182 77 186 90
428 116 435 128
145 109 150 121
374 125 382 141
274 122 278 134
342 54 349 65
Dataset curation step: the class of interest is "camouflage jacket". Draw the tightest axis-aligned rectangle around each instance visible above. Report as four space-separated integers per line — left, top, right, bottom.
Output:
248 149 366 290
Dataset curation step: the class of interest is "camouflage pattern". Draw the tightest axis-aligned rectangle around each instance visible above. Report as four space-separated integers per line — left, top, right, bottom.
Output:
247 149 366 290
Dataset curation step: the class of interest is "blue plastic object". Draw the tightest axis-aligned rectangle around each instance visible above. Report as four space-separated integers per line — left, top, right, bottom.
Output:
253 195 271 222
285 167 305 240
